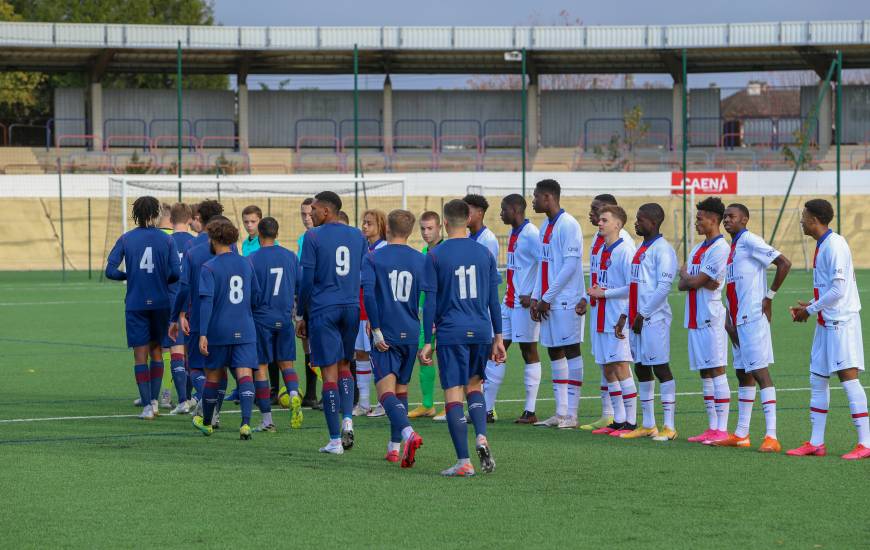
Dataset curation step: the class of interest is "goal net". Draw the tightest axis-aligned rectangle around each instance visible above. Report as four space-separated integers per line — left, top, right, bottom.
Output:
102 174 405 272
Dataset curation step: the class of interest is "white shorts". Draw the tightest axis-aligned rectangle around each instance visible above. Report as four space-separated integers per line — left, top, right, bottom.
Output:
731 317 774 372
540 306 583 348
687 319 728 371
501 303 540 343
810 315 865 377
629 318 671 366
354 320 371 353
592 330 633 365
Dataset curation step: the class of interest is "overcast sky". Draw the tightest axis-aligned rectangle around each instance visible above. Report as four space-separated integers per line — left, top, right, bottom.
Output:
214 0 868 90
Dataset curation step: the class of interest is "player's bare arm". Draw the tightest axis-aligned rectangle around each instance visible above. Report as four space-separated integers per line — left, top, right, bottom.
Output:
763 254 792 321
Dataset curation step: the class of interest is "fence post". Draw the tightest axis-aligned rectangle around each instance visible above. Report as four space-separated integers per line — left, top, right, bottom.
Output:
57 158 66 281
88 197 92 279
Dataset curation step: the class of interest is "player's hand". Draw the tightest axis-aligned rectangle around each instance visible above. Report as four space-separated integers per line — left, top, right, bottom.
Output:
679 263 689 278
372 328 389 352
199 335 209 356
418 344 433 365
575 297 587 316
587 285 605 299
491 335 507 364
519 295 532 309
631 314 644 334
295 319 308 339
762 297 773 322
179 313 190 336
529 299 541 322
615 315 627 340
168 322 179 341
366 321 372 337
790 300 811 323
535 299 551 320
725 318 739 347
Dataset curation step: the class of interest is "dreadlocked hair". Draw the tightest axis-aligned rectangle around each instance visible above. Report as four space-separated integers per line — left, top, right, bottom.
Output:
132 196 161 228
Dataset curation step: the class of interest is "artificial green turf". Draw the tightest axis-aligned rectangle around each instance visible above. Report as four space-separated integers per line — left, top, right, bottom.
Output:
1 270 868 549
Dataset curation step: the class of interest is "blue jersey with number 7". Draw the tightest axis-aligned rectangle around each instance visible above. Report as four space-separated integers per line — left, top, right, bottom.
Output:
300 222 367 316
248 245 300 329
105 227 180 311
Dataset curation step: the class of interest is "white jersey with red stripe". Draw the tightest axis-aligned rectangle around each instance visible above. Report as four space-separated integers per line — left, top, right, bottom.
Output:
504 220 541 309
359 238 387 321
588 228 633 294
472 226 500 261
810 230 861 326
725 230 780 326
628 235 677 324
533 209 584 306
592 237 635 333
683 235 729 329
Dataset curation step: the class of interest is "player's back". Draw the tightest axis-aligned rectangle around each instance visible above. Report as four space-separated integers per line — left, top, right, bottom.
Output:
427 238 500 344
364 244 429 343
169 232 195 292
249 245 299 329
200 253 259 345
301 222 367 314
182 242 215 330
109 227 178 311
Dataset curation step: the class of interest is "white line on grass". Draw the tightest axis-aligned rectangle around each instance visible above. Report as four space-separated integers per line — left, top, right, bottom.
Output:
0 300 118 306
0 386 842 424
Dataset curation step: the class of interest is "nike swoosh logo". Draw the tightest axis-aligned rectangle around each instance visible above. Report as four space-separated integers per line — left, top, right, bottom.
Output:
837 360 846 366
609 353 616 358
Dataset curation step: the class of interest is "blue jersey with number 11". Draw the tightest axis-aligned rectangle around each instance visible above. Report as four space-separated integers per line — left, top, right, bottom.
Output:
362 244 432 343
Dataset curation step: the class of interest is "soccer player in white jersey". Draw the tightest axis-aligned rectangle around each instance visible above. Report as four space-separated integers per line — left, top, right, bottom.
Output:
714 203 791 453
587 205 637 437
577 194 633 431
620 203 678 441
484 194 542 424
530 179 585 429
678 197 732 445
464 194 502 422
787 199 870 460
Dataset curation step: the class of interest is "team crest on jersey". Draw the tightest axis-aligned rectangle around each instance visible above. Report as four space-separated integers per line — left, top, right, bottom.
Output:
638 252 646 262
605 258 612 268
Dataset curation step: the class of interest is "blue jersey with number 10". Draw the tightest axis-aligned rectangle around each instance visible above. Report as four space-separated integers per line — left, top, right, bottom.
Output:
105 227 180 311
424 238 501 345
199 252 261 345
300 222 367 315
361 244 432 344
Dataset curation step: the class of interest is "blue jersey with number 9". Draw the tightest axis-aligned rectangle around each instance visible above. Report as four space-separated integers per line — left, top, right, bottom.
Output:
300 222 367 316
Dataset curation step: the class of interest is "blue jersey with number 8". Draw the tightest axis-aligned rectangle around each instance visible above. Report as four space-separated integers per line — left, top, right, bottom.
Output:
199 253 261 345
105 227 180 311
300 222 367 316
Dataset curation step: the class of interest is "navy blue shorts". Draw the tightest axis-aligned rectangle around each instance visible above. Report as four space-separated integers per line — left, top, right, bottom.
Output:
436 343 490 390
256 323 297 364
205 342 259 371
186 331 205 370
371 344 418 386
309 305 358 367
125 308 170 348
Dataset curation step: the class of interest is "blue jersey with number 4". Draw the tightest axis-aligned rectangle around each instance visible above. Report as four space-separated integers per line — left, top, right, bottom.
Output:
424 238 501 345
105 227 181 311
199 252 261 345
361 244 432 344
248 245 300 329
300 222 367 316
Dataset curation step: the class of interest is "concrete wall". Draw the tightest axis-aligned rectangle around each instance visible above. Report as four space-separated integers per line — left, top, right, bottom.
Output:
801 84 870 144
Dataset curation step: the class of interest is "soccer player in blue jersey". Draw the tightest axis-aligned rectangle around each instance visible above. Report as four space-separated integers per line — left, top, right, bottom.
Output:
362 209 431 467
106 196 181 420
296 191 368 455
248 217 304 432
192 218 262 440
420 199 506 477
169 201 229 425
166 203 196 414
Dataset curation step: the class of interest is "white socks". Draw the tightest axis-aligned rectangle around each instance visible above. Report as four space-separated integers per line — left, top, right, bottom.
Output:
356 360 372 408
809 373 830 446
660 379 676 430
483 359 505 412
600 366 614 417
523 362 541 413
712 374 730 432
843 378 870 446
760 386 777 438
608 381 626 424
551 358 569 417
639 380 655 429
702 377 717 430
566 356 584 418
620 377 638 426
735 386 756 438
